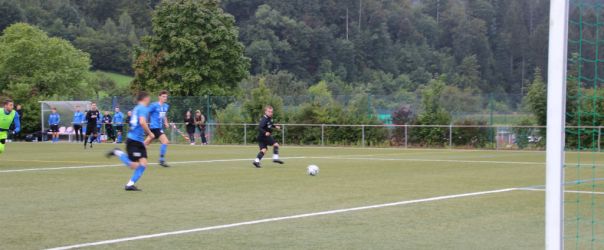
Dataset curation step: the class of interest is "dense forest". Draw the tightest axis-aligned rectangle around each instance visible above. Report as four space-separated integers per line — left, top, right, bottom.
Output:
0 0 551 98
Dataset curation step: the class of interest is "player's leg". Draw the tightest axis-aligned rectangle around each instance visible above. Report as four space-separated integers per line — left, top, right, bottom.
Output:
188 132 195 145
83 128 90 148
253 139 268 168
0 139 5 155
272 142 284 164
158 133 170 167
107 139 147 191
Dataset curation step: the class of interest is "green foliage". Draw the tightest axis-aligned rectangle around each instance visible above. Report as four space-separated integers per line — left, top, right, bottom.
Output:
412 79 452 146
242 79 284 123
132 0 250 96
524 68 546 126
0 23 91 132
214 104 246 144
452 119 490 148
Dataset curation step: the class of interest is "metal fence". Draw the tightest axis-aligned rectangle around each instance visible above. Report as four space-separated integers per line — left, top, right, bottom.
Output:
164 123 552 150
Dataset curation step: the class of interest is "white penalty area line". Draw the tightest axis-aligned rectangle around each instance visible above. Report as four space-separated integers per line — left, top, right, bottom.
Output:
308 156 544 166
0 157 309 174
46 187 517 250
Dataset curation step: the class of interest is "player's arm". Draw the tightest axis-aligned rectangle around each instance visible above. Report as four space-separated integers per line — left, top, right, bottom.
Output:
140 116 154 139
12 112 20 133
259 118 270 136
164 116 171 129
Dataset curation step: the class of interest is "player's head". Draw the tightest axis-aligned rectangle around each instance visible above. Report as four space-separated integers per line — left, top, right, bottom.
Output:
75 105 80 112
16 104 21 110
137 91 151 106
3 99 14 112
104 111 109 115
90 102 97 111
264 105 274 117
51 107 57 113
115 107 120 113
158 90 169 103
127 110 132 116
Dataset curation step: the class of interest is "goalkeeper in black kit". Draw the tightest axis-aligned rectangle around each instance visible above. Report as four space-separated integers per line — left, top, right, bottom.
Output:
252 105 284 168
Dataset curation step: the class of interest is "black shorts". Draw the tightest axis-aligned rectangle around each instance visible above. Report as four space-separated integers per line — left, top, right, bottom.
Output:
126 139 147 161
258 136 276 149
151 128 164 139
85 125 97 135
49 125 59 132
73 124 82 130
114 126 124 132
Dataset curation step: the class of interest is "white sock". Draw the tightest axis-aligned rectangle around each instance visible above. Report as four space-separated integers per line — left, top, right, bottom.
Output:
254 158 260 163
114 150 125 156
273 154 279 160
127 181 135 186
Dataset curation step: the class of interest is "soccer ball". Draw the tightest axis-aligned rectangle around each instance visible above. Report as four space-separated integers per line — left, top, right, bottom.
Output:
307 165 319 176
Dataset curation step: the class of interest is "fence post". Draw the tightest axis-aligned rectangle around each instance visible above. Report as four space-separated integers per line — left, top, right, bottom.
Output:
244 124 247 145
282 124 285 146
449 124 453 149
599 126 602 152
404 125 408 148
321 124 325 146
361 125 365 147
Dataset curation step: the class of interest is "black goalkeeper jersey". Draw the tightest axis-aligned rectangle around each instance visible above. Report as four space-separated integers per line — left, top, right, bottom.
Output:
258 115 275 137
86 110 100 127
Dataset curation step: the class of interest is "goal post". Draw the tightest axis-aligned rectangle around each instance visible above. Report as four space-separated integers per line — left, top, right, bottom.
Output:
546 0 570 249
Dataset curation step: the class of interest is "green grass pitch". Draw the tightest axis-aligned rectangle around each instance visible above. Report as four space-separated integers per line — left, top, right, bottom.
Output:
1 143 603 249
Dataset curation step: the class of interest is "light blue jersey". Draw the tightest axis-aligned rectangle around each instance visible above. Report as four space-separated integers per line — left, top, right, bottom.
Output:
149 102 169 129
113 112 124 125
128 104 150 142
48 113 60 125
73 111 84 125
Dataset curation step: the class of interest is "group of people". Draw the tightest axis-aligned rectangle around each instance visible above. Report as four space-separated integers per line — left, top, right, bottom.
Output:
48 105 129 144
1 91 284 192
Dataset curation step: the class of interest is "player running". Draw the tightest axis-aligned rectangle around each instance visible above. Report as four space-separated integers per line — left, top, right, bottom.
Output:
107 92 154 191
48 107 60 143
145 90 171 167
103 111 115 143
252 105 284 168
113 107 125 143
84 102 100 149
0 99 20 155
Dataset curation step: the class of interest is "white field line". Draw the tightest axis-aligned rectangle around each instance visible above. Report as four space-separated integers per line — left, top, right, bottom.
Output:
308 156 544 165
46 187 517 250
0 157 309 174
517 187 604 195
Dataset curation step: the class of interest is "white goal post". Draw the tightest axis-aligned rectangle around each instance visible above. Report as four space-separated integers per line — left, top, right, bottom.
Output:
545 0 569 249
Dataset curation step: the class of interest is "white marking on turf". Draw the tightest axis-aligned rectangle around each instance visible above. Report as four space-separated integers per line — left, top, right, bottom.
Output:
517 188 604 195
0 157 308 173
46 187 517 250
308 156 544 165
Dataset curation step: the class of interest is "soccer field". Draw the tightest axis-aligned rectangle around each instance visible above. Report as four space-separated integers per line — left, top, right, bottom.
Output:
0 143 602 249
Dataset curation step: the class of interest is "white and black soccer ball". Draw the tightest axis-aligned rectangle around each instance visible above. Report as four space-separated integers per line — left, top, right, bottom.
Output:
307 165 319 176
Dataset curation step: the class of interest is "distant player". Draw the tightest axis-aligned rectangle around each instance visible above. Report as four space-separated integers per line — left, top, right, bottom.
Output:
103 111 115 143
84 102 100 149
72 106 84 142
113 107 125 143
145 90 171 167
0 99 20 155
48 107 60 143
252 105 284 168
107 91 154 191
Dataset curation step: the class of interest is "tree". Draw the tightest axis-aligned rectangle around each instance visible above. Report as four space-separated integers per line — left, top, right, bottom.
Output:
525 67 546 126
0 23 91 132
0 0 24 33
132 0 250 96
242 79 284 123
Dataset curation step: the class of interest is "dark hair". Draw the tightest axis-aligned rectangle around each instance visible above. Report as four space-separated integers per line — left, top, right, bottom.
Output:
159 90 169 96
3 99 13 106
137 91 150 101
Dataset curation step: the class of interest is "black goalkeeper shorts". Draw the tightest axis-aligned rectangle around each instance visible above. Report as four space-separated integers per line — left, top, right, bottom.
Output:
258 136 276 149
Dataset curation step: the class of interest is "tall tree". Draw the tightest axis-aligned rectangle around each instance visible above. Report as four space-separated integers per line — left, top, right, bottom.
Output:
132 0 250 96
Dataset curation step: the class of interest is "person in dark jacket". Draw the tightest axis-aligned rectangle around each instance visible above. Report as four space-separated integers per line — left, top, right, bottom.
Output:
184 111 196 146
194 110 208 145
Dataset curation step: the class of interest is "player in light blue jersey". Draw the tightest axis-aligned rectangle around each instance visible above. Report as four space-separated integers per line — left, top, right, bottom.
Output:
145 90 172 167
107 92 154 191
48 107 60 143
113 107 125 143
